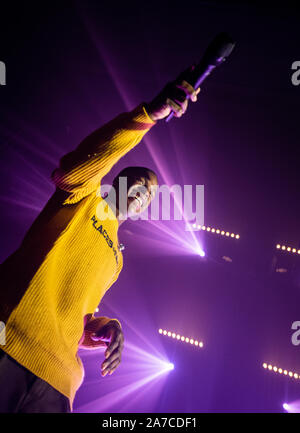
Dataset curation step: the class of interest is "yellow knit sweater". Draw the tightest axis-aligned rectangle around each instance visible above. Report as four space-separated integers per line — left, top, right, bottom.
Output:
0 103 156 408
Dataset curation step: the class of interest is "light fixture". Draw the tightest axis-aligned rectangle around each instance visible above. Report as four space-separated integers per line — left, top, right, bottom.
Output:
159 329 204 349
194 225 240 239
276 244 300 255
262 362 300 381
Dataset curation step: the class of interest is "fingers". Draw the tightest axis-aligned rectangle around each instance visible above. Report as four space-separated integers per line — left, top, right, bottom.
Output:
167 81 200 117
105 328 123 359
101 325 124 376
177 80 200 103
102 357 121 376
101 346 122 376
166 97 185 118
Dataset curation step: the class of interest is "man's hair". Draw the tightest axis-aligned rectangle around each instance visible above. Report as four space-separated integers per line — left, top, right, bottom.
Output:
112 166 157 189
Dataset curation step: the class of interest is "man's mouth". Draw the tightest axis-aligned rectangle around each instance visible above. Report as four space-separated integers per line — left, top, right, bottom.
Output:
135 195 143 207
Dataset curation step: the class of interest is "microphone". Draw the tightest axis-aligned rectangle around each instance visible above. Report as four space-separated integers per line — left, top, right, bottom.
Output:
165 32 236 122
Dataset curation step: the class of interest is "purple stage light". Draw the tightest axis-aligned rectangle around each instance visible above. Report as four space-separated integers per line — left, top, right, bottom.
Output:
166 362 174 371
281 400 300 413
75 340 174 413
197 248 206 257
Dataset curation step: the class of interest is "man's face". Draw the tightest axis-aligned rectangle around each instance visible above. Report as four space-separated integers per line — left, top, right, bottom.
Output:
125 171 158 216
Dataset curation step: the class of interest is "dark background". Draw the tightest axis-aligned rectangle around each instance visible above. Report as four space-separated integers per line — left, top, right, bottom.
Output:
0 1 299 412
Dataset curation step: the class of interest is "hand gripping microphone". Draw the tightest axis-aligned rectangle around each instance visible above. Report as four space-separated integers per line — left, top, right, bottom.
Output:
165 32 236 122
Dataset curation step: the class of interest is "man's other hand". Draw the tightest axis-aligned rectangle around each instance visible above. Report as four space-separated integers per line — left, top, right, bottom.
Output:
92 320 124 377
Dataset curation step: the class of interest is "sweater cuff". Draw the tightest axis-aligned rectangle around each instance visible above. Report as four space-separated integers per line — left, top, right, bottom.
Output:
131 103 157 128
141 104 157 125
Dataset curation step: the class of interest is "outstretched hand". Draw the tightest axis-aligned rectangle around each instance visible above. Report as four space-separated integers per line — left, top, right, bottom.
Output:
145 66 200 121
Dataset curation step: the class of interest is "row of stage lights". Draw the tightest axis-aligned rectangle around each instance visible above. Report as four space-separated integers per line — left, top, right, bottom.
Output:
276 244 300 255
191 226 300 256
159 329 204 348
263 363 299 381
191 223 240 239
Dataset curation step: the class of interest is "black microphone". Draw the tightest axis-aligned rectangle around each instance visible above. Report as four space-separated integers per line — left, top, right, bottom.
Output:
165 32 236 122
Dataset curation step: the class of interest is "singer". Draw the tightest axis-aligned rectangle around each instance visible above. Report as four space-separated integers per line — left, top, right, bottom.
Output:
0 71 200 413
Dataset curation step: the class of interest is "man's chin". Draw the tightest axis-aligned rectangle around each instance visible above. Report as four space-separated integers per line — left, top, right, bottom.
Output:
128 207 141 217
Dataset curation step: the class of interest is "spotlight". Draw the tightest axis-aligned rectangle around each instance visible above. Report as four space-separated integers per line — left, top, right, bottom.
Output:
283 403 289 411
158 360 175 374
195 248 205 257
167 362 174 371
159 329 163 334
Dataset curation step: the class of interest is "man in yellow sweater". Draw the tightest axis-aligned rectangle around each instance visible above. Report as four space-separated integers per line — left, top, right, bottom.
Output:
0 72 200 412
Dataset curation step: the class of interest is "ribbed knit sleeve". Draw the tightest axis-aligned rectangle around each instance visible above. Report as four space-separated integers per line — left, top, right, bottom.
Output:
51 103 156 205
